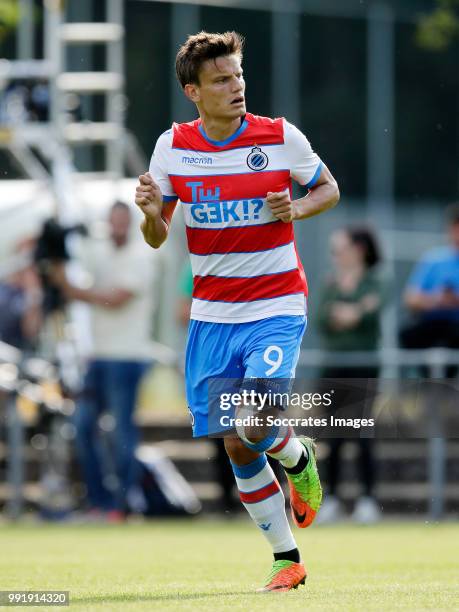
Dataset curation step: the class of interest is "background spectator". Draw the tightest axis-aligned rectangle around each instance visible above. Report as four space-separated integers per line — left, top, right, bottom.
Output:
401 203 459 377
317 226 385 524
0 237 42 350
53 201 160 520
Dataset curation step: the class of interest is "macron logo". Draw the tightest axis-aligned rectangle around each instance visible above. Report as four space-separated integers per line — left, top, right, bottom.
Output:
182 155 213 165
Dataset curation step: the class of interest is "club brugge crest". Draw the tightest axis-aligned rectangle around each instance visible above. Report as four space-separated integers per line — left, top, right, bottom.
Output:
247 146 268 171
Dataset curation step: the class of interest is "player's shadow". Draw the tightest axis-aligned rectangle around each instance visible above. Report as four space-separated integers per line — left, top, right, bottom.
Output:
77 590 255 605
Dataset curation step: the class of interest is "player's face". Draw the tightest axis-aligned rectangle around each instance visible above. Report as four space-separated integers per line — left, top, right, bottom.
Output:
190 54 246 121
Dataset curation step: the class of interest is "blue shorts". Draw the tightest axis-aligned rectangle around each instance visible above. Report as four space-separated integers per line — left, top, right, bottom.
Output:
185 315 307 437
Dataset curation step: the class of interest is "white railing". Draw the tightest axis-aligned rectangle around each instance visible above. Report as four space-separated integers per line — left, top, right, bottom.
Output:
298 347 459 519
1 342 458 519
298 347 459 377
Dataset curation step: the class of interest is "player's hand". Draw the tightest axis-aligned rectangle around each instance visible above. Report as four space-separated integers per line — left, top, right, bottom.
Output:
266 191 295 223
135 172 163 220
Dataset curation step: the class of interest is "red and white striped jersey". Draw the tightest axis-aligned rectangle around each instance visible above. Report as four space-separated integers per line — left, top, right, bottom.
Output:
150 112 323 323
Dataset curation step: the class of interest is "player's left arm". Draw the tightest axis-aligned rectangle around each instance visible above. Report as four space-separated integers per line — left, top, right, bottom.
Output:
293 164 340 220
267 121 339 223
267 165 340 223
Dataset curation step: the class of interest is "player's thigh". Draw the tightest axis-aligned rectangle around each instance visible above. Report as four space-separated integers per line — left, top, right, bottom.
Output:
185 320 242 436
243 315 307 379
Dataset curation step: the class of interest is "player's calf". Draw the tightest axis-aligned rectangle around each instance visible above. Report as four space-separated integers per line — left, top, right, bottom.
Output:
225 438 301 564
237 420 323 528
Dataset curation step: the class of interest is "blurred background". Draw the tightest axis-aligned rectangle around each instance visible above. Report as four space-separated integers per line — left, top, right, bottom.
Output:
0 0 458 525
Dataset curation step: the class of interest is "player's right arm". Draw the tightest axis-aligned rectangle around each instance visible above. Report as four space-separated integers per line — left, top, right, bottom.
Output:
135 173 176 249
136 130 178 249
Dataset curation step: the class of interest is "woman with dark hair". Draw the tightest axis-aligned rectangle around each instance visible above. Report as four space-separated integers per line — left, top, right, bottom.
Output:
317 226 385 524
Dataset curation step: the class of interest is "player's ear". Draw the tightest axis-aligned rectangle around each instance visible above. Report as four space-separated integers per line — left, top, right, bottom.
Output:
184 83 200 103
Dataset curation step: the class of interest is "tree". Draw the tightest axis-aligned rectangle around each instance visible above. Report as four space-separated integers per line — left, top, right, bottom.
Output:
0 0 19 43
417 0 459 50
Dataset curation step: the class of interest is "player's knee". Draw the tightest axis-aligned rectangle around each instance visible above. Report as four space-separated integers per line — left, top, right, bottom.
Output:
224 436 259 465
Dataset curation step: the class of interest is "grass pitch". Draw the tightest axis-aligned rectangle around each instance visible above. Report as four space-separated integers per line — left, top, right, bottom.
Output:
0 519 457 611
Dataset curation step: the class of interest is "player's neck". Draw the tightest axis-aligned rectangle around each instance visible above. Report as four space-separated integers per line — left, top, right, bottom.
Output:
199 115 244 143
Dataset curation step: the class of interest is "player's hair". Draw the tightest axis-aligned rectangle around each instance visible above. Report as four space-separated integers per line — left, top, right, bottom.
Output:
175 31 244 88
347 226 382 269
446 202 459 226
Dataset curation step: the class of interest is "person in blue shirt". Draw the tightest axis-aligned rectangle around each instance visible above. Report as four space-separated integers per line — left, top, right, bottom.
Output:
401 203 459 377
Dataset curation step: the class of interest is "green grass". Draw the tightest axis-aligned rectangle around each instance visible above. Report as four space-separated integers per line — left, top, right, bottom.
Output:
0 520 458 611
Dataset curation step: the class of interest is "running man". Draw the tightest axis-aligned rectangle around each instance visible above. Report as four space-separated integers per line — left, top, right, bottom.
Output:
135 31 340 592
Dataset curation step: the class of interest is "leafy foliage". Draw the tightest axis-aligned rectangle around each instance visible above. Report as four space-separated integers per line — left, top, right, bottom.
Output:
417 0 459 50
0 0 19 43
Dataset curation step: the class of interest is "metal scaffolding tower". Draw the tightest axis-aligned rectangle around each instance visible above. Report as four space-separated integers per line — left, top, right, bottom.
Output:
0 0 131 218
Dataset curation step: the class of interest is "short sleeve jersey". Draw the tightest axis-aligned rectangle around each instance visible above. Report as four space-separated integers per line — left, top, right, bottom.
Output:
150 112 323 323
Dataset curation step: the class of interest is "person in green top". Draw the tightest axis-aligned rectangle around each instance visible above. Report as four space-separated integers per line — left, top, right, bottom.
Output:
176 260 194 328
317 226 385 524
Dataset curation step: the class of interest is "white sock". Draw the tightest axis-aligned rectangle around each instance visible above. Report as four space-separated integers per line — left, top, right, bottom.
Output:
231 453 297 553
266 427 306 468
241 426 307 469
